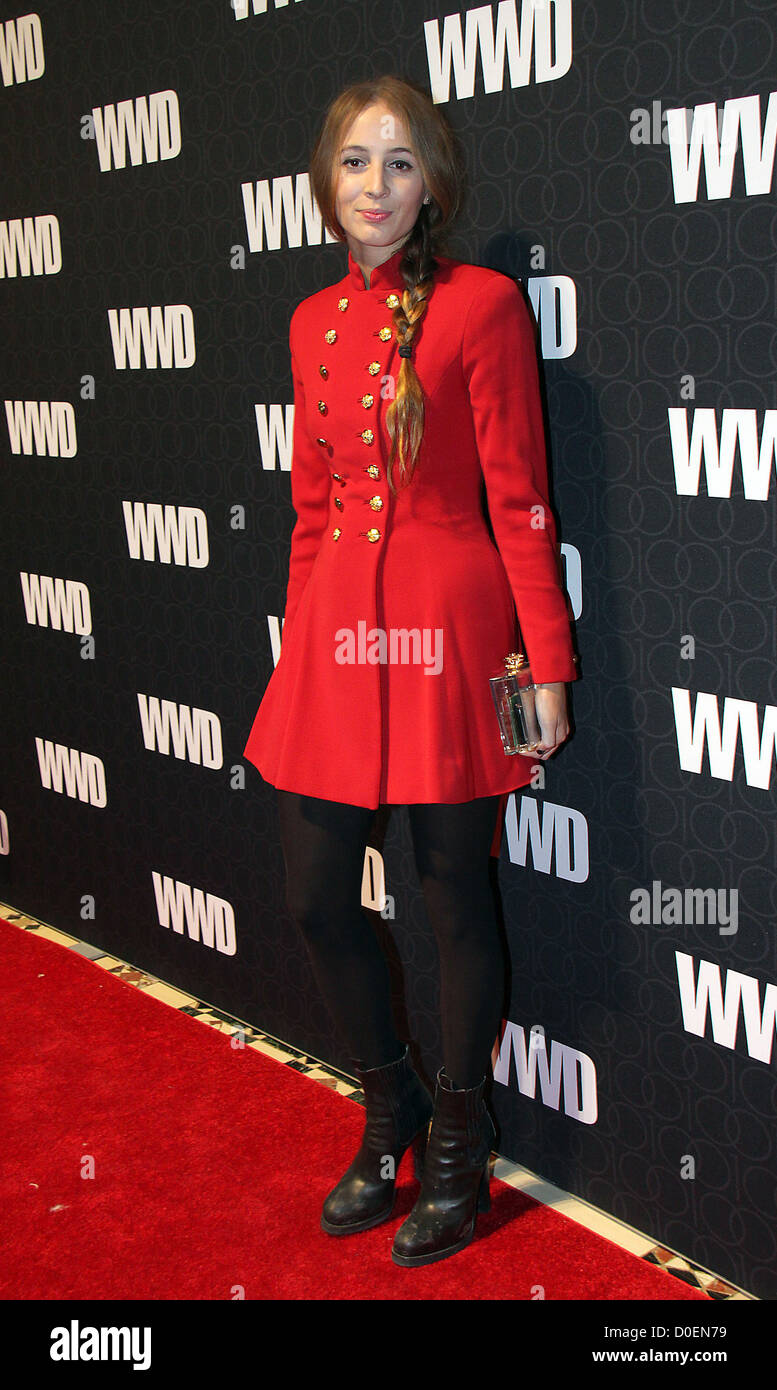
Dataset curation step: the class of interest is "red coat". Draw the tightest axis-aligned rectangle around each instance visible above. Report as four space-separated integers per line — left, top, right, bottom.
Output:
243 245 577 808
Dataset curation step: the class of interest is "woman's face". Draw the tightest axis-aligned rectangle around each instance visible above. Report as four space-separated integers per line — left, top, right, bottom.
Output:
334 102 427 267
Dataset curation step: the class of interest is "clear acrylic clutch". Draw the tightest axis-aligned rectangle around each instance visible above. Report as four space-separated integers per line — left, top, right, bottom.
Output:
489 652 542 755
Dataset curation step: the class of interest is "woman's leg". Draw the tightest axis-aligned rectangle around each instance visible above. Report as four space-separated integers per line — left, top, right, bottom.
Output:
277 790 404 1069
407 796 505 1088
391 796 503 1265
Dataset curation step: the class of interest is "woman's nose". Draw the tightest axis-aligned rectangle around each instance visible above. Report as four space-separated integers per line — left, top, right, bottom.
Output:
363 161 388 196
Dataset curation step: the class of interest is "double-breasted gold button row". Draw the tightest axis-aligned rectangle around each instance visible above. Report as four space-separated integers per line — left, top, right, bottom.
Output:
316 424 375 446
321 362 380 379
316 427 376 449
335 293 398 311
318 317 383 418
332 526 381 542
333 494 381 513
323 328 392 344
318 395 374 412
322 294 391 541
330 465 383 539
329 465 381 481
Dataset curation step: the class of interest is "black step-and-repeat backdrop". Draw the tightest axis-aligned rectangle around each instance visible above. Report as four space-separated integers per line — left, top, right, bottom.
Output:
2 0 776 1299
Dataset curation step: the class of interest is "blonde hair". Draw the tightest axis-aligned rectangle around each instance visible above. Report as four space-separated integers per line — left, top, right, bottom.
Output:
309 75 465 492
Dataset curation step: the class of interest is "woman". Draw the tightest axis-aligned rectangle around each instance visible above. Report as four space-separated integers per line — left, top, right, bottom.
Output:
243 75 577 1267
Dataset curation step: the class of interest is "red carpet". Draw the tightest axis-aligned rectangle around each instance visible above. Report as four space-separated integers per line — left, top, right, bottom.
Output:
1 917 708 1301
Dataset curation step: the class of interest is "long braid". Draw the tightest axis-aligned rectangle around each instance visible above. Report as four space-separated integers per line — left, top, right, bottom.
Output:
385 211 439 493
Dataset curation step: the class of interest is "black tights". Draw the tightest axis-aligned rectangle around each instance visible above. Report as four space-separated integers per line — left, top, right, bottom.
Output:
277 791 505 1089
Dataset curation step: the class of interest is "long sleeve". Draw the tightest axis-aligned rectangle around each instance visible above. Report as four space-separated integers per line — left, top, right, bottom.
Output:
281 327 331 639
461 273 577 685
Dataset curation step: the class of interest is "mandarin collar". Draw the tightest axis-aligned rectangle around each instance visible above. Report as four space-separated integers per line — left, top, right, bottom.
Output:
347 246 405 293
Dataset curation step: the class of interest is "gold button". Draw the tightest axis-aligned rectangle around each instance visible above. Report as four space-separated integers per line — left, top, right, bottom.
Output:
364 528 381 543
316 437 328 447
338 297 349 311
368 361 380 375
365 464 381 480
368 495 383 511
318 400 327 414
334 497 344 510
332 472 346 483
333 527 342 541
361 394 374 408
319 364 328 378
361 429 374 445
378 326 392 342
325 329 337 344
386 293 400 308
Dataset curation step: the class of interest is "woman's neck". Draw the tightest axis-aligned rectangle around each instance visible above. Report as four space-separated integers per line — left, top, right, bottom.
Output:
349 240 406 289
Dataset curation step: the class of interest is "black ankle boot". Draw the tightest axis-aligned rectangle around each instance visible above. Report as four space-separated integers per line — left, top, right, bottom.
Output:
320 1045 434 1235
390 1067 495 1266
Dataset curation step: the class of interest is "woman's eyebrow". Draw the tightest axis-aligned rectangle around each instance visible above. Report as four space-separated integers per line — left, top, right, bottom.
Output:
341 144 415 154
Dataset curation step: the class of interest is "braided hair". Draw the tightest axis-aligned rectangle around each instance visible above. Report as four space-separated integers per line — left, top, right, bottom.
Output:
386 205 439 493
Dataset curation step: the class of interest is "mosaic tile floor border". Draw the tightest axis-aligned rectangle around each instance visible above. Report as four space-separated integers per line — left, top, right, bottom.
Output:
1 901 752 1301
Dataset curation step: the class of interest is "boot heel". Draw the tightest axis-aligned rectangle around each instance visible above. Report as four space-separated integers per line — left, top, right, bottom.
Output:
392 1069 494 1267
412 1124 429 1180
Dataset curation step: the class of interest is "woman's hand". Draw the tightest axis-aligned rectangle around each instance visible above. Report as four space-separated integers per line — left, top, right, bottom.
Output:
519 681 570 760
